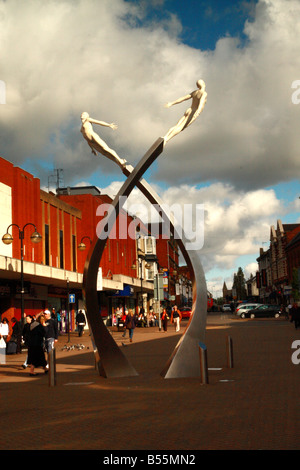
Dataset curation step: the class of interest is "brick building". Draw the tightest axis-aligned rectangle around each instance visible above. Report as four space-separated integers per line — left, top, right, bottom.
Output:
257 220 300 303
0 157 155 329
286 231 300 296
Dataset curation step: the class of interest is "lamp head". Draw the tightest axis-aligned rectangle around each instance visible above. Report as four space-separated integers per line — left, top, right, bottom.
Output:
30 231 42 243
2 233 13 245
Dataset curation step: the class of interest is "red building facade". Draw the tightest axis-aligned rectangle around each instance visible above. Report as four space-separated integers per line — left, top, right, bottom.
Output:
0 156 174 330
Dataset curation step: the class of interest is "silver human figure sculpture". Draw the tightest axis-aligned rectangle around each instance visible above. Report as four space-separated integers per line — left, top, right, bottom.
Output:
81 112 127 169
164 79 207 143
82 81 208 378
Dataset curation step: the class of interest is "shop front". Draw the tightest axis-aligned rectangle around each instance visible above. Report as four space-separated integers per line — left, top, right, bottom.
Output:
110 285 136 325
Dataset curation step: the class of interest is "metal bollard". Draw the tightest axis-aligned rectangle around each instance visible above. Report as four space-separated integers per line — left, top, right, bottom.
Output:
48 348 57 387
198 342 209 384
226 335 234 368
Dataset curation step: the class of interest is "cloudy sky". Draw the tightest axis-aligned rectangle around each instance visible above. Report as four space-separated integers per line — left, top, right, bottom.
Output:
0 0 300 296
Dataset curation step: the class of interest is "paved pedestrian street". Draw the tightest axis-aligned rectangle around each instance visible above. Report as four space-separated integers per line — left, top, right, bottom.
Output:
1 314 300 453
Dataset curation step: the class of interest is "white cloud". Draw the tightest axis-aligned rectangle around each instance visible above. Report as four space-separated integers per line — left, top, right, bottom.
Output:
0 0 299 191
244 262 259 279
100 178 283 271
1 0 299 294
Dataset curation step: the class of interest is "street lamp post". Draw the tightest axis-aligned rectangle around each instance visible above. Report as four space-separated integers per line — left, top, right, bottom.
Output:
78 236 92 251
131 255 151 325
2 223 42 335
154 270 163 331
67 277 70 343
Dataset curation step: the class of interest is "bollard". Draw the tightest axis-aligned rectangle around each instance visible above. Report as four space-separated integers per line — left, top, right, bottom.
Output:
226 335 234 369
48 348 57 387
198 342 209 384
90 334 100 370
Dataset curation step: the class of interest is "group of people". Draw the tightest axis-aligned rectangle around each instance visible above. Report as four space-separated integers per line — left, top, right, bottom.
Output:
23 310 58 376
161 305 182 332
0 308 59 375
118 305 183 342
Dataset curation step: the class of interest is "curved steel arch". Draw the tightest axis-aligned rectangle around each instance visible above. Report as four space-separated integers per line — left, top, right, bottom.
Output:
83 137 207 378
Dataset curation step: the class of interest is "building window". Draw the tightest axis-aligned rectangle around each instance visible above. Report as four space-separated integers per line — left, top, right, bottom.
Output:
59 229 64 269
145 236 156 255
72 235 76 272
45 224 49 266
146 265 155 281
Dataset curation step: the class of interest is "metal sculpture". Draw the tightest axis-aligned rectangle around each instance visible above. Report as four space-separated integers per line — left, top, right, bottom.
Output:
82 80 207 378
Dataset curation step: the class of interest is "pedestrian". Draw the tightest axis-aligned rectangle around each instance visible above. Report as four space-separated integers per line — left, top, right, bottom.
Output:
0 317 8 364
115 307 122 325
56 309 62 333
161 308 169 332
76 310 86 337
125 309 135 342
44 309 58 366
170 305 182 332
7 317 21 354
27 314 48 376
137 307 146 327
122 310 128 338
0 317 9 343
290 303 300 329
51 307 57 321
149 311 154 327
22 315 33 369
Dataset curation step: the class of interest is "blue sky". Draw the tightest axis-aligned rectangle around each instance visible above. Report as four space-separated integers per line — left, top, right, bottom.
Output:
1 0 299 296
126 0 258 49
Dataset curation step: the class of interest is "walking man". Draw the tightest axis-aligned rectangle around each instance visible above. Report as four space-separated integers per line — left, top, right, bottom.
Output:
76 310 86 337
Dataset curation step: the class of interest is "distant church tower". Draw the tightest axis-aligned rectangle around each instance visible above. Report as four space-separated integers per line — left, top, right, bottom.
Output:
223 281 232 300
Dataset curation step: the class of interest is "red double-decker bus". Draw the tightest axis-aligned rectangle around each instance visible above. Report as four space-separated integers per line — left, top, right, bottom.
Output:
207 296 213 311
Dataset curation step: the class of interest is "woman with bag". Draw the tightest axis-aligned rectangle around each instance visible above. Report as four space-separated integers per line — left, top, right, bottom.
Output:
125 309 135 342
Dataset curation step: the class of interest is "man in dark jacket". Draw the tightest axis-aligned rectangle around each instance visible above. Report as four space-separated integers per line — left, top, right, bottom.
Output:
76 310 86 337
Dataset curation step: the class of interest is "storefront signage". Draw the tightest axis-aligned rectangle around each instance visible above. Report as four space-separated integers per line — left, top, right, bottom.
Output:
113 285 134 297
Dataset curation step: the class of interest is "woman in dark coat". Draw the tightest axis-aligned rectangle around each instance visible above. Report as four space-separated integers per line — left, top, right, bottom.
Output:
27 314 48 376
